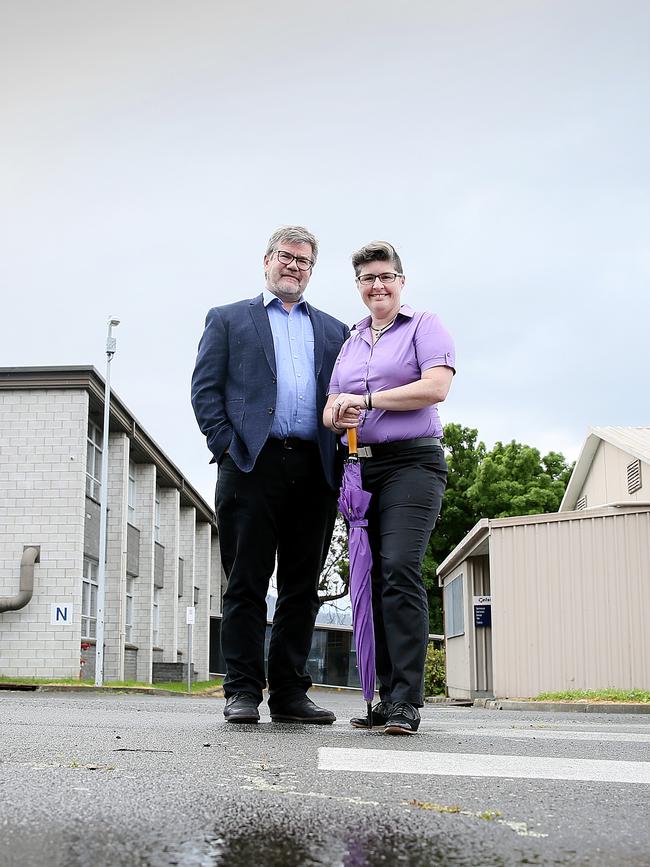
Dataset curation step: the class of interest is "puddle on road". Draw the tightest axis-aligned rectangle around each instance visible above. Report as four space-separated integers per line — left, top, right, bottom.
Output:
172 825 514 867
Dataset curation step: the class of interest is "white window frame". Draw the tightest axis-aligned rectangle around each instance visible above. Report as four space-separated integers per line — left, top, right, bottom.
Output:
86 421 103 500
152 587 161 646
81 558 99 639
125 578 134 643
444 573 465 639
127 460 137 525
154 488 161 543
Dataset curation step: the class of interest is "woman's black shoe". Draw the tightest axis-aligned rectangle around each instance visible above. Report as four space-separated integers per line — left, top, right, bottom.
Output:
384 702 420 734
350 700 393 728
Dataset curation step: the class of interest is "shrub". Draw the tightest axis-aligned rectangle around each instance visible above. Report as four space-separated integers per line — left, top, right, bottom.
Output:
424 645 446 696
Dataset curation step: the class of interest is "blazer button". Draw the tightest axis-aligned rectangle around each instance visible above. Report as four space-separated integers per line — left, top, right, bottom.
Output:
268 407 274 414
272 377 277 384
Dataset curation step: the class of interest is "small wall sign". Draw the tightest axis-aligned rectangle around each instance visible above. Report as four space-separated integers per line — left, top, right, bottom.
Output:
473 595 492 628
51 604 73 625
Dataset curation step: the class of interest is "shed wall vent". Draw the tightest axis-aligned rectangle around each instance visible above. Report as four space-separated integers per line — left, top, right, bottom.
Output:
627 459 642 494
576 495 587 511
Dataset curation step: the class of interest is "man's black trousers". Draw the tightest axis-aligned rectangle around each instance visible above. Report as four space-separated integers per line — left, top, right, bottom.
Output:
216 439 337 705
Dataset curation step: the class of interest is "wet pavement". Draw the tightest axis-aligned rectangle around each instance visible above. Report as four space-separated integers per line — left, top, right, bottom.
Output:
1 689 649 866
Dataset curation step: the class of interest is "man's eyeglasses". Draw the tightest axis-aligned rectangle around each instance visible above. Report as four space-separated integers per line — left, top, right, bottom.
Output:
356 272 404 286
275 250 314 271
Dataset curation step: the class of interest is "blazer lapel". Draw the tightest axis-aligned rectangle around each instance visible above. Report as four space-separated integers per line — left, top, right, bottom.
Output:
249 295 276 376
306 303 325 377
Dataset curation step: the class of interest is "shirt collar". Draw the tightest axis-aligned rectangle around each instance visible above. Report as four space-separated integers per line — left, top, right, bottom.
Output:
263 288 308 310
354 303 414 331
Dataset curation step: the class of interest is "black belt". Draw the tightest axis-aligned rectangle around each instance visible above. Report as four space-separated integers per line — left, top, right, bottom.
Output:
357 436 441 458
268 437 318 451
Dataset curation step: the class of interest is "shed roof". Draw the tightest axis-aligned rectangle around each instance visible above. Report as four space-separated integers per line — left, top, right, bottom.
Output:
436 503 650 582
559 426 650 511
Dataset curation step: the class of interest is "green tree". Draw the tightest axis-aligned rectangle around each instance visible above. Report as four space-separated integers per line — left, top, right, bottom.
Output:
467 441 571 517
424 428 574 632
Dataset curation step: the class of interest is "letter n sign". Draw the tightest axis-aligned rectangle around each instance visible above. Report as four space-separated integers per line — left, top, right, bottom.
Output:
51 604 73 626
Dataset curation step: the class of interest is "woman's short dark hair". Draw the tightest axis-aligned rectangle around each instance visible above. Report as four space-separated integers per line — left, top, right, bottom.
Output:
351 241 403 276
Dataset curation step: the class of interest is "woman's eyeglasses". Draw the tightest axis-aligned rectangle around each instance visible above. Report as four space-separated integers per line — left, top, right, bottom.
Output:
356 272 403 286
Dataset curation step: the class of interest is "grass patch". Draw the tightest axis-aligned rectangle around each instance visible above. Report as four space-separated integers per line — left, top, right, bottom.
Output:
148 679 223 694
534 688 650 703
0 676 223 694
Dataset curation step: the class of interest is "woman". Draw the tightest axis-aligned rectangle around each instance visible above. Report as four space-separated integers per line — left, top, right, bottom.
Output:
324 241 455 735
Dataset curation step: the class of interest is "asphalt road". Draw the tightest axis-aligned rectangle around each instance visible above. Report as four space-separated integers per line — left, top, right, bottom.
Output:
1 689 649 866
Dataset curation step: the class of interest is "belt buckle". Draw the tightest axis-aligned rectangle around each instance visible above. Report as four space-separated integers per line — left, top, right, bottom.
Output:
357 445 373 458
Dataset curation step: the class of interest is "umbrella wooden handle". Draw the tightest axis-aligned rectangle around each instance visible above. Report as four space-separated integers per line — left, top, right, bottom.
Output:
347 427 358 455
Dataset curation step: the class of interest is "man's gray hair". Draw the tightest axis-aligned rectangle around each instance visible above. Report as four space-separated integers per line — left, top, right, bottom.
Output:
351 241 403 276
265 226 319 263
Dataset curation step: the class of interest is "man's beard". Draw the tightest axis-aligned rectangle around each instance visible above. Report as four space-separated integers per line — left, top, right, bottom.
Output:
269 276 304 302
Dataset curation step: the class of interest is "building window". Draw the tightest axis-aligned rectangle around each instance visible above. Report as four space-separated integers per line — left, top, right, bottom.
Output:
627 459 642 495
444 573 464 639
86 421 103 500
128 460 137 524
81 558 99 639
154 488 161 543
152 587 160 646
576 495 587 511
125 578 134 643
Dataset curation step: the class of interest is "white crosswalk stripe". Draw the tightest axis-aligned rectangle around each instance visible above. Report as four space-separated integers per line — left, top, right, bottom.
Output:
319 747 650 785
433 727 650 744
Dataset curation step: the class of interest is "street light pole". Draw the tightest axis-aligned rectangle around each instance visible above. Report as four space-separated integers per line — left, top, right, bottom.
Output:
95 317 120 687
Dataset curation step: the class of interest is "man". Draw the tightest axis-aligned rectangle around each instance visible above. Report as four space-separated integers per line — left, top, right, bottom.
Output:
191 226 349 724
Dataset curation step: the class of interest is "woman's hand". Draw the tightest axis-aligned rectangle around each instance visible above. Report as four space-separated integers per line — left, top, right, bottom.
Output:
332 393 365 426
324 393 363 432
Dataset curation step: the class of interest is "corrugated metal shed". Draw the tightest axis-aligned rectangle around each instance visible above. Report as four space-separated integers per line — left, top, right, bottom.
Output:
438 505 650 699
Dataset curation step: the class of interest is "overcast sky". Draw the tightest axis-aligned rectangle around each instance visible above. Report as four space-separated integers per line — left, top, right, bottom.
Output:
2 1 648 503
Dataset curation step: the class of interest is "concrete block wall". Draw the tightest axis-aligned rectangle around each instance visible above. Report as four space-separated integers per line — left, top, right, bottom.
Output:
132 463 156 682
0 389 88 677
103 432 129 681
177 506 196 667
159 487 180 662
194 521 212 680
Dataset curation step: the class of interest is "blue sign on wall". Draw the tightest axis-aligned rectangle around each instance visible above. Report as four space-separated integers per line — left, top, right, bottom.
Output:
474 604 492 627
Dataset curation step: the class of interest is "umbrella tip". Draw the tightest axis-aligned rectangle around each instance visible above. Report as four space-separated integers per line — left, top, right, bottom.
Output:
367 701 372 730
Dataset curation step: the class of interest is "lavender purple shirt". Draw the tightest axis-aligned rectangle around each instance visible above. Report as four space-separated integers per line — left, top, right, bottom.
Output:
328 305 455 444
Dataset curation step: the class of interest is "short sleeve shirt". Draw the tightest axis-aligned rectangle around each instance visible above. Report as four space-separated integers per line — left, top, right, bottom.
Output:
328 305 455 443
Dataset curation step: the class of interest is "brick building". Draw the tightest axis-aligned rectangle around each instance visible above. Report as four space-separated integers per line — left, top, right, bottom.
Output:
0 367 221 683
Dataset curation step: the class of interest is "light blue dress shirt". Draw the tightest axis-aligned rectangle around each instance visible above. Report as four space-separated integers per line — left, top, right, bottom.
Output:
263 289 318 441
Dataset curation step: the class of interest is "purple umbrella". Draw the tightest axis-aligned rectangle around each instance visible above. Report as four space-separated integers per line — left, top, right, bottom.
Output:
338 427 375 728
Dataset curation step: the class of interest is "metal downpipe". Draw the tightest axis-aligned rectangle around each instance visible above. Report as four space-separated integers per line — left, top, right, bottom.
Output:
0 546 40 613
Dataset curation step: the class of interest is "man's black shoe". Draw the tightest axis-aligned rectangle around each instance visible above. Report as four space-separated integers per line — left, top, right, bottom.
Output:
223 693 260 723
384 702 420 735
270 695 336 724
350 700 393 729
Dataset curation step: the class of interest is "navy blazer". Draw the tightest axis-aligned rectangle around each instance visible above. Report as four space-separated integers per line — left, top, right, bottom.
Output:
191 294 350 490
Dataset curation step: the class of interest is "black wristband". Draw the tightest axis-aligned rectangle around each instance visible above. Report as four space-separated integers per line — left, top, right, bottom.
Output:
366 392 373 411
